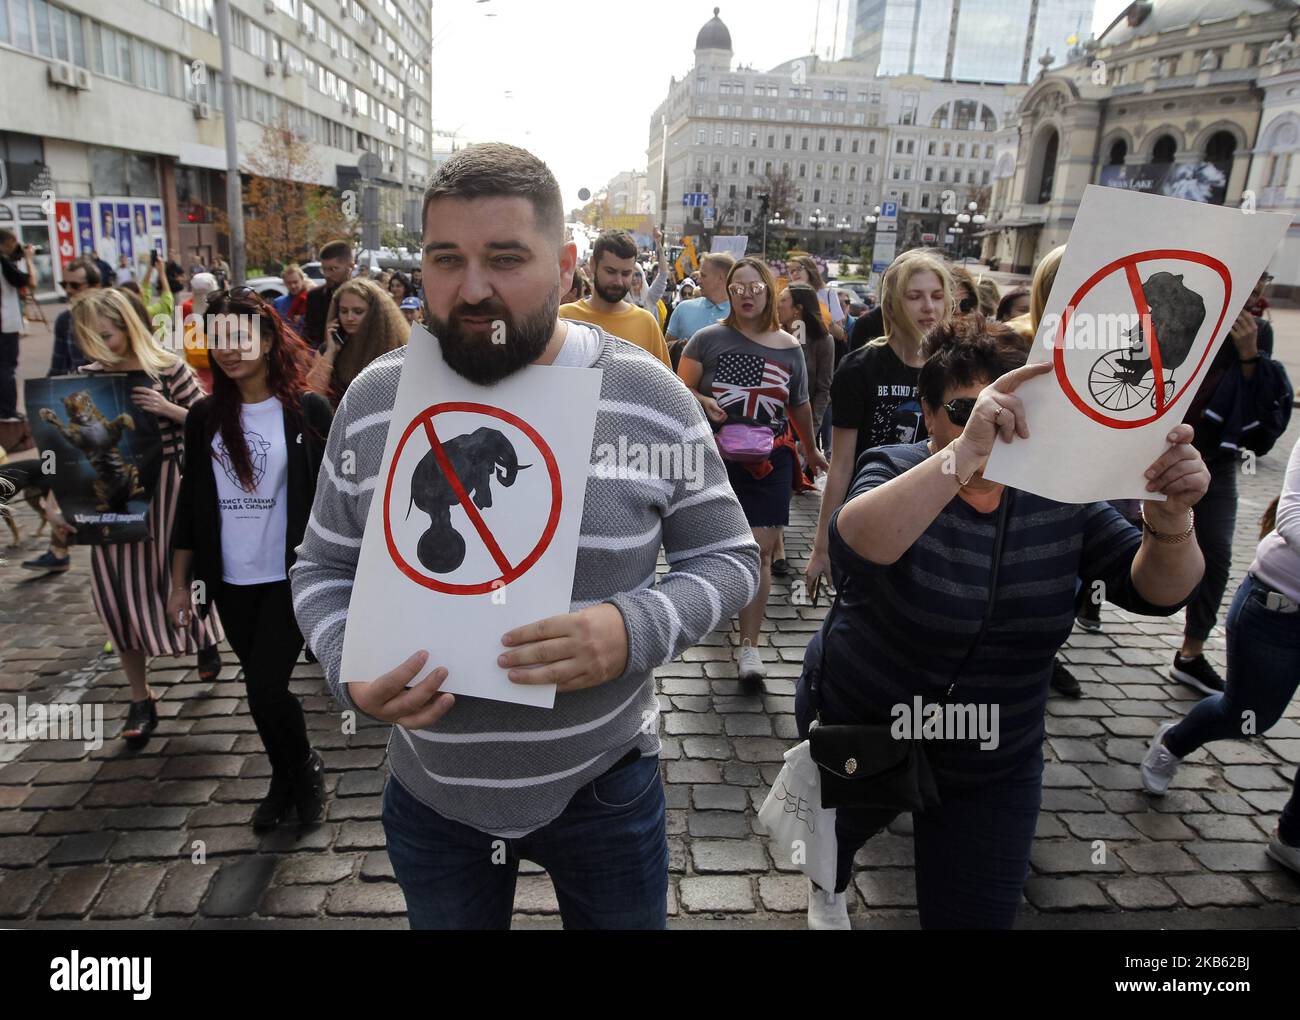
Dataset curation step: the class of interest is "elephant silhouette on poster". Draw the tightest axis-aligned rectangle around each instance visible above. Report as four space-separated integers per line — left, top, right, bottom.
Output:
405 426 530 573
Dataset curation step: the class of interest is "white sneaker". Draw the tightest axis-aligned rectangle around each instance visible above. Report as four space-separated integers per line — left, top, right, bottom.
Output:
737 640 767 682
807 878 851 930
1266 827 1300 875
1140 721 1183 795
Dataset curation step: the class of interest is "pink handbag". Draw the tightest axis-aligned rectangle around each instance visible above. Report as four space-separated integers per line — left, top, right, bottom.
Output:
716 420 775 464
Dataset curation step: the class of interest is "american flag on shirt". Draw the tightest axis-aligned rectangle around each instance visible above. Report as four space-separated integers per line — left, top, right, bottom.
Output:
712 351 790 427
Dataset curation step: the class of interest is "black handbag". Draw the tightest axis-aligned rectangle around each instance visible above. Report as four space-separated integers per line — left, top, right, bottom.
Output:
806 490 1013 812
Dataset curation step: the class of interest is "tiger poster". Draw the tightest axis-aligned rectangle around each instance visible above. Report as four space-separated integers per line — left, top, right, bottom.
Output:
25 374 163 544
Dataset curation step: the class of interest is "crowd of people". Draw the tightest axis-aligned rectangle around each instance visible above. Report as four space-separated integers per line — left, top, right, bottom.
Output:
2 140 1298 931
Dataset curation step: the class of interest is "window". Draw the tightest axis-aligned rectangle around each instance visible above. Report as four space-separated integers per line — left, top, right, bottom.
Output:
847 191 854 204
895 138 905 154
798 163 806 178
813 188 820 202
865 167 873 182
714 127 723 144
712 159 721 173
981 170 990 185
906 140 914 154
851 139 859 154
747 159 755 174
924 166 933 181
730 159 739 174
900 192 909 206
848 166 857 181
938 168 947 183
815 163 824 179
728 184 736 198
784 134 792 149
801 136 809 150
834 137 842 152
743 208 752 224
943 142 951 157
749 133 757 148
900 93 917 126
818 136 826 151
697 128 706 144
868 138 876 154
957 143 965 158
745 185 753 199
921 193 930 209
984 144 993 159
927 140 936 155
830 190 837 203
767 133 776 147
852 112 865 125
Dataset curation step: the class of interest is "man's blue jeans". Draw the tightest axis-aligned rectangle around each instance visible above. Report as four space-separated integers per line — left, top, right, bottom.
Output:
382 754 668 929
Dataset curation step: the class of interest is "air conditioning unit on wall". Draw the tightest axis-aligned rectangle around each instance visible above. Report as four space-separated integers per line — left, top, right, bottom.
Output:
194 101 213 120
47 61 76 88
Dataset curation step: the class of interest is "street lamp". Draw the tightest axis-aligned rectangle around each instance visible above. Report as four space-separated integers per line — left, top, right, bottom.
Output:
810 208 828 255
836 217 851 263
767 214 784 260
863 206 880 281
955 200 986 266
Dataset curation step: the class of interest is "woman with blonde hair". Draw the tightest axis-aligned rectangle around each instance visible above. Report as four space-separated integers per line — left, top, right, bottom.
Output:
306 276 409 408
69 288 224 746
1006 244 1066 348
805 249 955 593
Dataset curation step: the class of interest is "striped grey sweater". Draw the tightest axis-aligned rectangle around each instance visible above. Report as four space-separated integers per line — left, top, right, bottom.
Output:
290 326 760 837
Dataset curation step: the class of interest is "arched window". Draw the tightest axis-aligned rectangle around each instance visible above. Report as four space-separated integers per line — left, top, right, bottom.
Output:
1153 134 1176 163
979 104 997 131
1032 129 1059 204
1107 139 1127 165
1205 130 1236 165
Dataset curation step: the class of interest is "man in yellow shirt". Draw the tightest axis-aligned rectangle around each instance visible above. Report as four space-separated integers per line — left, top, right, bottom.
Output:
560 230 671 368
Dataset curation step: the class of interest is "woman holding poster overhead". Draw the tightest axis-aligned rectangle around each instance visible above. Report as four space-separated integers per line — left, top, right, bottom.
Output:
678 257 828 685
797 318 1209 929
70 290 224 747
804 250 954 596
168 290 333 829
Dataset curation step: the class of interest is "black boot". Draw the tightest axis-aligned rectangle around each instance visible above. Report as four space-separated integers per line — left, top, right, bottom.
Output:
122 696 158 749
252 769 295 832
292 749 326 825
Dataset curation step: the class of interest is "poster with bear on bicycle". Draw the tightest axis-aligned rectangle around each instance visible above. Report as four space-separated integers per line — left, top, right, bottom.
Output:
25 374 164 545
984 185 1290 503
340 323 602 709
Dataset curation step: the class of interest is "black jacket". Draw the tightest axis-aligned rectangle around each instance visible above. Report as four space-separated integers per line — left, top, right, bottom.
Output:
303 283 336 350
172 391 333 614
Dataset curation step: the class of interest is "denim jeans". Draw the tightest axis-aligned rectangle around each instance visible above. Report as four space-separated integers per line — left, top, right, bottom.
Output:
1164 573 1300 844
382 754 668 929
1185 455 1239 641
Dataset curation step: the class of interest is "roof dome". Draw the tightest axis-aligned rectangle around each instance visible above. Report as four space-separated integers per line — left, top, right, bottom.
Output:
1099 0 1289 48
696 7 732 51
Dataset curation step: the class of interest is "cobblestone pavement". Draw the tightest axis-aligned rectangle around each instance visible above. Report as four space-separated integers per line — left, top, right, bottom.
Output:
1 413 1298 928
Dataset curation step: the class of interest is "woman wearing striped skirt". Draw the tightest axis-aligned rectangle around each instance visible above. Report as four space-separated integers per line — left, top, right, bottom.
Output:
70 289 224 747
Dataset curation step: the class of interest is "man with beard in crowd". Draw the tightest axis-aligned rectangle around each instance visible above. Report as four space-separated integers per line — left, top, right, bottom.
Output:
559 229 671 367
290 142 759 930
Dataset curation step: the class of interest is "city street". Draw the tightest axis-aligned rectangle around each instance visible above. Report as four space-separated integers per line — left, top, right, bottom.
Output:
1 305 1297 928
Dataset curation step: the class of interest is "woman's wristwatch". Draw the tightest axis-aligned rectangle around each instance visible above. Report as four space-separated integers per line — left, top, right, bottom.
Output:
1140 506 1195 544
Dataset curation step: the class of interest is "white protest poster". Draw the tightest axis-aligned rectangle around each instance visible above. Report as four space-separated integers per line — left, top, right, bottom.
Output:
984 186 1289 503
341 323 603 708
710 235 749 260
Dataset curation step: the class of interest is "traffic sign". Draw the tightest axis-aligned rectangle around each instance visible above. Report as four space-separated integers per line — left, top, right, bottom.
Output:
682 192 710 208
880 201 898 220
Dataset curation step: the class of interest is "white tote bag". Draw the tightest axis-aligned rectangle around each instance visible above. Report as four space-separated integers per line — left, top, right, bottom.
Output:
758 739 838 893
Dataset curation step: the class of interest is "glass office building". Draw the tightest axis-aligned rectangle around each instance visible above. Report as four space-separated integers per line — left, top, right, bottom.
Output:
852 0 1094 83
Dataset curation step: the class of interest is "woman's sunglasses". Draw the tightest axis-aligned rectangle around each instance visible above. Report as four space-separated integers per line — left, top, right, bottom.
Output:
942 397 977 426
728 282 768 297
61 280 87 293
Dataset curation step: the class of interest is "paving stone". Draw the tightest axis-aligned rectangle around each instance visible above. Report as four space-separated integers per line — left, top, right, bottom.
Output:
326 881 407 917
360 852 395 882
258 884 328 918
678 876 755 913
46 830 117 865
110 829 189 862
1042 763 1091 788
153 780 222 805
1185 813 1271 842
1240 790 1293 813
154 862 219 916
335 821 388 850
1047 738 1107 763
38 866 112 918
1059 813 1141 840
1183 842 1274 873
90 864 166 918
1042 789 1106 812
327 796 383 821
1102 877 1179 910
1024 877 1112 911
665 761 721 784
722 762 762 787
691 840 769 873
691 784 749 811
1222 765 1290 790
687 811 752 839
681 736 732 760
1248 874 1300 904
663 783 689 809
0 868 52 918
186 803 256 828
1116 843 1201 874
1203 791 1257 815
1079 764 1147 791
0 836 57 866
731 737 790 763
202 855 279 917
854 833 914 868
336 771 387 797
22 784 90 809
664 713 722 736
277 855 357 885
513 876 560 914
1044 717 1106 737
758 874 809 912
854 869 917 907
1167 875 1261 908
1150 790 1212 814
1030 841 1124 874
1125 813 1196 841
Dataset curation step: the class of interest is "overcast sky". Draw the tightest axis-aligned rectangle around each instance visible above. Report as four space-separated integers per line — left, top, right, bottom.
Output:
429 0 1133 209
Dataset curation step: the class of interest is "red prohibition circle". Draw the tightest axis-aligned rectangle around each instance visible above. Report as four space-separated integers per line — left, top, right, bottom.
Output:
1052 249 1233 429
383 401 562 595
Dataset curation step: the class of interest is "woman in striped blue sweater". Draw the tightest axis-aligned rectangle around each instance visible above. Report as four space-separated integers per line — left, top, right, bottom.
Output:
797 316 1209 929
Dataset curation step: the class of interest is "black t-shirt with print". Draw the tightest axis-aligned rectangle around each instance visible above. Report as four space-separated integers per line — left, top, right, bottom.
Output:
830 340 927 470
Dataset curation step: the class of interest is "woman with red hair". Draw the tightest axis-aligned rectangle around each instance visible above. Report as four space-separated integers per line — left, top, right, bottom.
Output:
167 287 335 831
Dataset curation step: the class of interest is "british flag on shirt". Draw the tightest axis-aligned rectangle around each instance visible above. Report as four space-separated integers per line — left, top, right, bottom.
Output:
711 350 791 429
